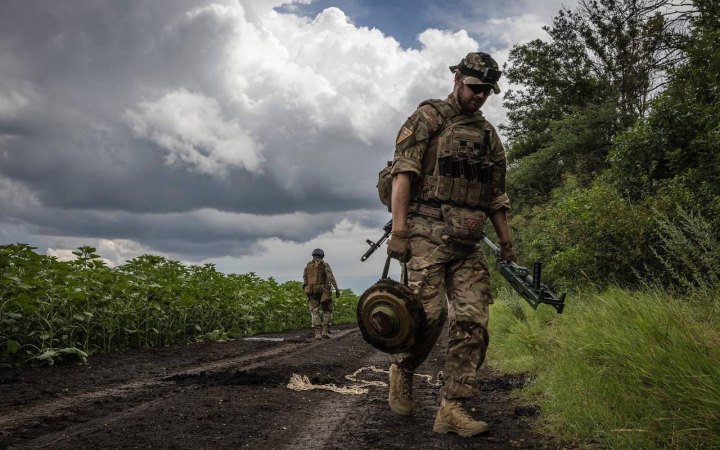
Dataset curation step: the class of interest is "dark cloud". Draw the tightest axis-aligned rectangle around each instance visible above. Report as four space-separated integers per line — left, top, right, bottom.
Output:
0 0 527 277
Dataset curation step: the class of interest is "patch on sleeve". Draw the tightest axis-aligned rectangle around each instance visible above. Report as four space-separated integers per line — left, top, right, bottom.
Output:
396 126 413 144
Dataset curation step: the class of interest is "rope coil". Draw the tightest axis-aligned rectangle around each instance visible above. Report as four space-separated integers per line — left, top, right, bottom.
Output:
287 366 443 395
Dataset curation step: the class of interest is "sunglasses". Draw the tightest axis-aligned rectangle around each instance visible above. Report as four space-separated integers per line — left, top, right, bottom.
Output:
467 84 494 96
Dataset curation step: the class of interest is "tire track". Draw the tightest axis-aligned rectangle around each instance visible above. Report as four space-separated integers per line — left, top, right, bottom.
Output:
0 329 357 434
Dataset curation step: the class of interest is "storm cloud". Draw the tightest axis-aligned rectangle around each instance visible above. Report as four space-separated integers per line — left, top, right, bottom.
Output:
0 0 575 290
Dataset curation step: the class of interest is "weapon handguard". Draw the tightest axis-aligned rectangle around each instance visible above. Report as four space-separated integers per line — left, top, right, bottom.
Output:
361 220 393 262
481 235 566 314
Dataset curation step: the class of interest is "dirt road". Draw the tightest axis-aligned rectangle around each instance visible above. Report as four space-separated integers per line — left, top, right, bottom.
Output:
0 325 554 449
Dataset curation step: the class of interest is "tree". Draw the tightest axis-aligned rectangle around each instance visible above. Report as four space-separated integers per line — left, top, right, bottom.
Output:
609 0 720 216
502 0 691 205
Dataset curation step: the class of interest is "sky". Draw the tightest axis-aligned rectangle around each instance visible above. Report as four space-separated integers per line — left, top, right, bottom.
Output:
0 0 577 293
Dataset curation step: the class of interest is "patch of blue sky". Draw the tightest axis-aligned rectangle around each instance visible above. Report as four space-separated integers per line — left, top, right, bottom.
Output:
276 0 478 49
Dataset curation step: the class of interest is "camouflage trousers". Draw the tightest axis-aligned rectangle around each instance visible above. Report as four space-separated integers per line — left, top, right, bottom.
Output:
307 294 333 329
390 214 491 400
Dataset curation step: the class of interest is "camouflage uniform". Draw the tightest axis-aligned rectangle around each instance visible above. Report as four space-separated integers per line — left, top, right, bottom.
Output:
389 79 510 399
303 257 339 335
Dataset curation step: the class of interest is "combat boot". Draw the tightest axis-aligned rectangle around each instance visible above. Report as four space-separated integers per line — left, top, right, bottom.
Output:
314 327 322 340
433 398 490 437
321 324 330 339
387 364 413 416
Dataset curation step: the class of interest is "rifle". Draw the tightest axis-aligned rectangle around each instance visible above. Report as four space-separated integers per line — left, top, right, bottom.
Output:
360 220 393 262
360 219 566 313
481 235 566 314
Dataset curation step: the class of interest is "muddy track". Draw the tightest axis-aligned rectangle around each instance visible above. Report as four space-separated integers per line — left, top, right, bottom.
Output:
0 325 557 449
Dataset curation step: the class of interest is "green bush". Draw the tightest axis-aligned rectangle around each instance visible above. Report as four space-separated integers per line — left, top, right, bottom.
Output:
511 176 655 289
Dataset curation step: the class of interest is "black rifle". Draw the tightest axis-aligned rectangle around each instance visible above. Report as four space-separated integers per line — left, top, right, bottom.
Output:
482 235 566 313
361 220 393 262
360 220 566 313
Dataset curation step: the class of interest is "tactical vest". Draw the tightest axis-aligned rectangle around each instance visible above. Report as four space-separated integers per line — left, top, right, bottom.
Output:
305 259 328 295
412 99 498 209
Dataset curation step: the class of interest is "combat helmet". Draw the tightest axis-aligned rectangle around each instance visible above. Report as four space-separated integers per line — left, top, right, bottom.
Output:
312 248 324 258
357 260 426 354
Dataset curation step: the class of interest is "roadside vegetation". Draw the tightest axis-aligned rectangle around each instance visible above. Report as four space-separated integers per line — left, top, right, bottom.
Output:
488 285 720 449
487 0 720 448
0 244 358 367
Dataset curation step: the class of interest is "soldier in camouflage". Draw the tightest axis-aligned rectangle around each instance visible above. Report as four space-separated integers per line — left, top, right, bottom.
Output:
302 248 341 340
385 52 517 437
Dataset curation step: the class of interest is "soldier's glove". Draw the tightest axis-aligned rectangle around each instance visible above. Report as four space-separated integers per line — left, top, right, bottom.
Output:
499 240 518 263
336 289 341 298
387 230 411 263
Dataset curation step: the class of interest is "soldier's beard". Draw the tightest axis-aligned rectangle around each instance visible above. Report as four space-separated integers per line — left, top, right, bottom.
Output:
454 86 484 114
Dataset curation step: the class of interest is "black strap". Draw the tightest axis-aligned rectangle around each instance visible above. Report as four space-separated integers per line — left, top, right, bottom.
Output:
483 127 491 159
382 256 409 287
457 60 501 83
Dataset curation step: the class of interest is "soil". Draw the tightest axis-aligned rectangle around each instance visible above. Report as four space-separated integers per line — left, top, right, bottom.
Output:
0 324 562 449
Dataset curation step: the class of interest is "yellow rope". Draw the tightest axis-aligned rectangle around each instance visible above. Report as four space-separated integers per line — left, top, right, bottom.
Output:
287 374 370 395
286 365 443 395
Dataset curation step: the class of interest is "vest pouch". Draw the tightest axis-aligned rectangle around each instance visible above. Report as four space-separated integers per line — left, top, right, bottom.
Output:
451 177 468 204
434 175 453 202
320 287 331 303
306 284 324 295
465 181 483 207
440 204 486 245
448 156 466 204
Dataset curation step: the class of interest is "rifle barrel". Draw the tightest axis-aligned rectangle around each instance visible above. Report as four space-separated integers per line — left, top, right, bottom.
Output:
360 220 393 262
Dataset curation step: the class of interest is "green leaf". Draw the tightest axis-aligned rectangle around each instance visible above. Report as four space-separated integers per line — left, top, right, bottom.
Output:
5 340 19 354
36 348 59 362
35 347 88 365
39 332 51 340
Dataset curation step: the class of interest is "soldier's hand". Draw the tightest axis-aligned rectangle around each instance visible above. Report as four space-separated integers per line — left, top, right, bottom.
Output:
499 240 518 263
387 230 411 263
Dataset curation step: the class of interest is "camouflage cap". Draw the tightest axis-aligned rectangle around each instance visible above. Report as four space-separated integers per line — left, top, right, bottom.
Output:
449 52 502 94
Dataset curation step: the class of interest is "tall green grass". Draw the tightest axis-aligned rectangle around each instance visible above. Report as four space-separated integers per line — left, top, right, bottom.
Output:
488 287 720 449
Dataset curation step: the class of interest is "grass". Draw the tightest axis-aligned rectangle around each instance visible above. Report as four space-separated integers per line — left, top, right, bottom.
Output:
487 286 720 449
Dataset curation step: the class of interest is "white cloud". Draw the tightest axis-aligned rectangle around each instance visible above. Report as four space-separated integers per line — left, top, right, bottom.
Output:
0 79 40 120
47 238 156 267
137 3 497 192
0 90 30 119
126 89 264 177
486 14 553 48
0 176 40 209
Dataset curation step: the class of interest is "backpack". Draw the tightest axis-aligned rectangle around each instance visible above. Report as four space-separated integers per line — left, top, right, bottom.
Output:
377 161 393 211
305 260 327 295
